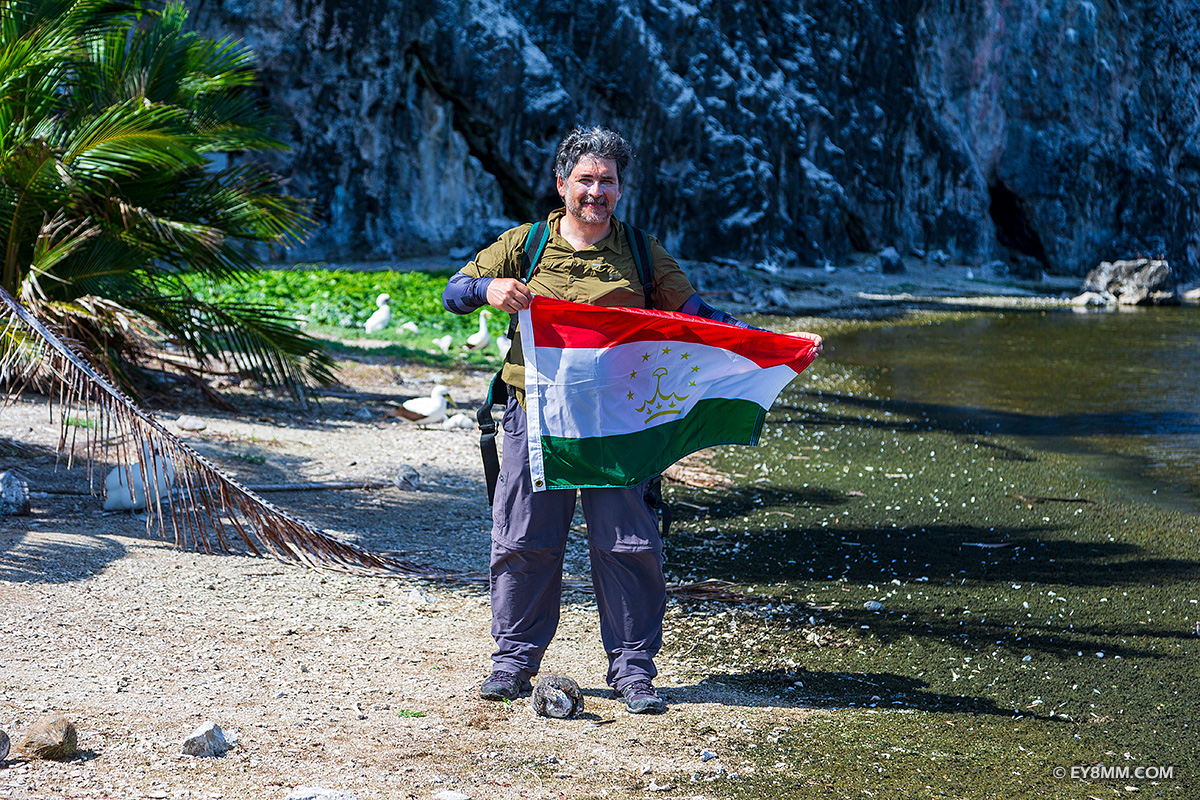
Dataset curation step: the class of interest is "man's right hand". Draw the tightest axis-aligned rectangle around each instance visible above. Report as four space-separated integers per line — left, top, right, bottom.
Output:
487 279 533 313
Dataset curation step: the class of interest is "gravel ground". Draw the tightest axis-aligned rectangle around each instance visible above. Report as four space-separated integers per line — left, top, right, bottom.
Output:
0 358 796 800
0 260 1118 799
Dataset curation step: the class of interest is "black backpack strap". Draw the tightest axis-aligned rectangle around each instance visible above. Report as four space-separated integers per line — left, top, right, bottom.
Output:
623 221 654 309
479 222 550 504
477 371 508 505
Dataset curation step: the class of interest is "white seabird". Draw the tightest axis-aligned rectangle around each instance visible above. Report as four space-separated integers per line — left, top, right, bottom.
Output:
364 293 391 333
466 309 492 351
432 334 453 354
104 444 176 511
495 332 512 360
390 386 454 426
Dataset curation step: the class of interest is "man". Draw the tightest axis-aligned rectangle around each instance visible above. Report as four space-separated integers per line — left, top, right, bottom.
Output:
443 126 759 714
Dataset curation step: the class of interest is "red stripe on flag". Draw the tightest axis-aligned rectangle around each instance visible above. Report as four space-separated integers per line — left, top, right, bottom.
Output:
527 295 821 372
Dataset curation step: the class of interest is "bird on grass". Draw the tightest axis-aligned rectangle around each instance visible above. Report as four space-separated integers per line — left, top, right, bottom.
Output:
364 293 391 333
495 332 512 360
432 334 453 354
466 309 492 351
388 386 454 426
104 444 176 511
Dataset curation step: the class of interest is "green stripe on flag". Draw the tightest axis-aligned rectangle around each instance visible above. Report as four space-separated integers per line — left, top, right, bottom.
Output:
537 397 768 489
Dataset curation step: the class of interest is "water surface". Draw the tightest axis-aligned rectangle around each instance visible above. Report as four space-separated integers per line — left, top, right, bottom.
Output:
824 306 1200 512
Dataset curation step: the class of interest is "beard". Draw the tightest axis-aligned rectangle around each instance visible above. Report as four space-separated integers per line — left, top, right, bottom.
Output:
567 195 611 225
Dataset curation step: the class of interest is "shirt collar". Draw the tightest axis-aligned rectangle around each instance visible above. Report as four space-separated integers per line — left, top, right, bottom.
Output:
548 208 624 254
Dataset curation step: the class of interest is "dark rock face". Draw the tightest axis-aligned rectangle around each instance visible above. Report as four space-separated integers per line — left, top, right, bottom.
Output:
186 1 1199 277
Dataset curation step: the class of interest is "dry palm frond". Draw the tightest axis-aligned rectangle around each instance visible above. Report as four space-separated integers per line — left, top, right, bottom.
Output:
0 284 448 579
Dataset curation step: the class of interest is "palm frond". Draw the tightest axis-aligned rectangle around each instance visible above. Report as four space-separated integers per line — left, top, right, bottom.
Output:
0 283 442 578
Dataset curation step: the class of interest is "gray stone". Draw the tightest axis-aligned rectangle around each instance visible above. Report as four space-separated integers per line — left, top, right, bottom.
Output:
175 415 207 431
283 788 360 800
531 673 584 719
19 714 77 761
879 247 906 275
1081 258 1180 305
181 721 236 757
0 471 30 516
0 727 9 762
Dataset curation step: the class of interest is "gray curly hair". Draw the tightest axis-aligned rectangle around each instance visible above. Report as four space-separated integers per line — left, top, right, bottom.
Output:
553 126 634 184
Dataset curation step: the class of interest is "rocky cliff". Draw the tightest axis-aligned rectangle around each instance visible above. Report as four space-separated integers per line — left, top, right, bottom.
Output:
187 0 1199 278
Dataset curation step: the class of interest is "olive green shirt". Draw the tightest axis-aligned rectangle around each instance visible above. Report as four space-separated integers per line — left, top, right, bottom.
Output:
463 208 696 402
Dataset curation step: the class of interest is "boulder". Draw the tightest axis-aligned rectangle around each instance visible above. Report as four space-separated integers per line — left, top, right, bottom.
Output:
879 247 906 275
19 714 77 761
0 471 30 516
1081 258 1180 305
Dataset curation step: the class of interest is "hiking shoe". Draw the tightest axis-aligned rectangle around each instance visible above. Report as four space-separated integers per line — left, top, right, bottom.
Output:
617 680 667 714
480 670 531 701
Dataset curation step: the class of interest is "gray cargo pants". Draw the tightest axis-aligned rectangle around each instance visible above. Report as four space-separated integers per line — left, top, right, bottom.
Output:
490 395 666 692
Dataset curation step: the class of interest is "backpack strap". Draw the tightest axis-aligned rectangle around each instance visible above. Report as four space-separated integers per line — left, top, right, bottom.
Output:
478 219 671 536
479 221 550 504
623 221 654 309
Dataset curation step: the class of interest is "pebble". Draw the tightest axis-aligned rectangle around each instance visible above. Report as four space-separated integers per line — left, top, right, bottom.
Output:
432 791 472 800
175 415 208 431
181 721 236 757
863 600 885 611
700 749 718 762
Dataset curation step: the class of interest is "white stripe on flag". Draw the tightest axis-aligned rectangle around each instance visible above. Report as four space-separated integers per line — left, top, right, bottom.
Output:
530 339 796 439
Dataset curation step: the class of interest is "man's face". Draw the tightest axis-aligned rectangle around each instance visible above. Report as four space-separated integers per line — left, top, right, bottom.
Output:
557 155 622 226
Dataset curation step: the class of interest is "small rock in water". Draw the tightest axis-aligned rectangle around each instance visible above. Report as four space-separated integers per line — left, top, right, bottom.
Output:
19 714 77 760
0 471 31 516
531 673 584 719
0 727 9 761
175 415 207 431
181 720 235 757
284 788 361 800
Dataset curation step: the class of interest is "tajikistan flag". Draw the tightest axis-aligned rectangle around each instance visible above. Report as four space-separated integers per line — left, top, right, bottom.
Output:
518 296 822 491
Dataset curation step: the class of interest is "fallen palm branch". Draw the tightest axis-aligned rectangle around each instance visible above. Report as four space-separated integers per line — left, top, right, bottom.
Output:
0 285 450 580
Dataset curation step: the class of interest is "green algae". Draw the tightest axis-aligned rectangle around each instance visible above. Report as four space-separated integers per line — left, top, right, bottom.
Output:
657 308 1198 798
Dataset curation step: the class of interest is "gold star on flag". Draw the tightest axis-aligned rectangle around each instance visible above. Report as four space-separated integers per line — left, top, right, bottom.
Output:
627 390 634 400
680 352 690 360
661 346 671 355
641 352 651 362
629 370 637 379
691 365 700 372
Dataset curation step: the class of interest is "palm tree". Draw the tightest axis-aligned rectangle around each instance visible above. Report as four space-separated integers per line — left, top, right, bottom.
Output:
2 0 334 399
0 0 434 578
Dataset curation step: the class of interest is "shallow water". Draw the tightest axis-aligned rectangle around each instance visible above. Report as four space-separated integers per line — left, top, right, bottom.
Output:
823 306 1200 512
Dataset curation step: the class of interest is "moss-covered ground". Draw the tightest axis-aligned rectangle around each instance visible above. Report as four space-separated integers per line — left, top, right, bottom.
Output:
656 312 1197 798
